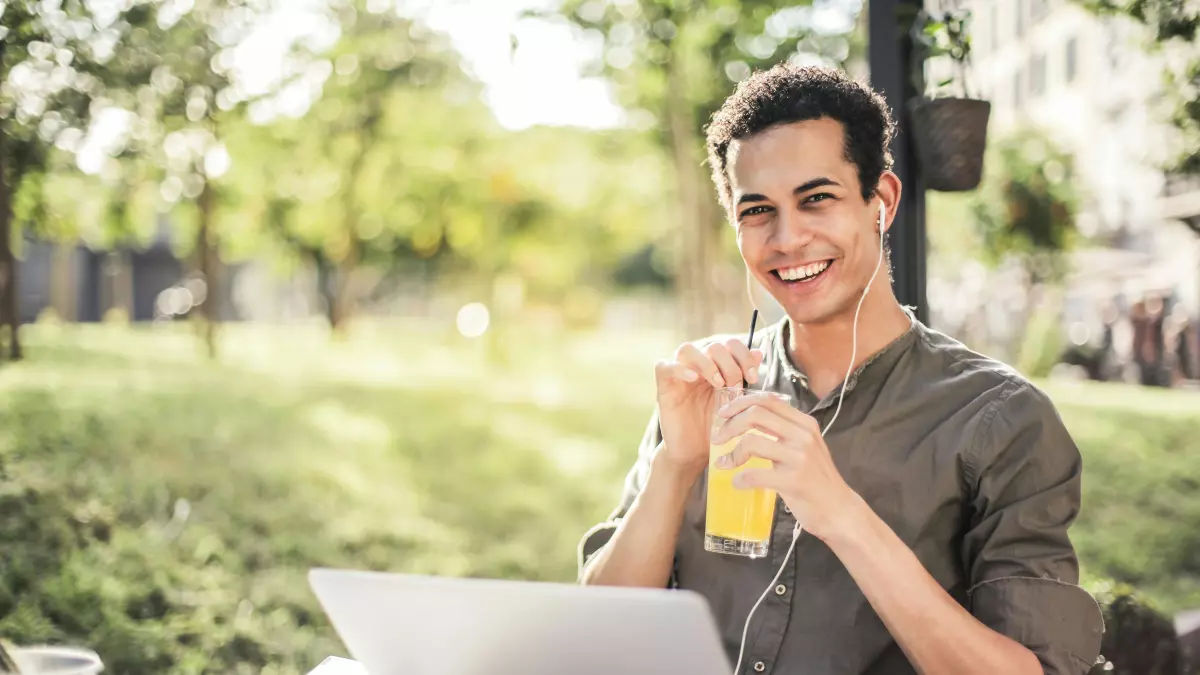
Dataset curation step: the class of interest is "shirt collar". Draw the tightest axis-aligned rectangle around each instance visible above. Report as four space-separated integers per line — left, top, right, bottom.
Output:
772 306 919 398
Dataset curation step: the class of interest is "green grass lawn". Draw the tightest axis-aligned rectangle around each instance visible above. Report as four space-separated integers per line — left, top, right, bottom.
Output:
0 320 1197 673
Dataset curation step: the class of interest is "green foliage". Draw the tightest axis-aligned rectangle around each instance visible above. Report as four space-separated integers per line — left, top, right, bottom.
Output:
477 126 673 299
908 8 975 98
214 4 674 315
1082 0 1198 43
219 6 487 267
550 0 856 133
1016 299 1065 377
0 0 160 228
969 130 1080 282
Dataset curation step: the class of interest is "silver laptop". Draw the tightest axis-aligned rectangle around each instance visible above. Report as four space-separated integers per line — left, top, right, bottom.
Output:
308 568 732 675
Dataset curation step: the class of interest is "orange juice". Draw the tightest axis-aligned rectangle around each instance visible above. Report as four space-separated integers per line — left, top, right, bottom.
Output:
704 430 777 557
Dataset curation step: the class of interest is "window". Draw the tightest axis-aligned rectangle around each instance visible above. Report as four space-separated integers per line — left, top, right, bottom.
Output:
1015 0 1025 39
1106 24 1122 69
1014 69 1025 107
991 3 1000 51
1031 53 1047 96
1066 36 1078 82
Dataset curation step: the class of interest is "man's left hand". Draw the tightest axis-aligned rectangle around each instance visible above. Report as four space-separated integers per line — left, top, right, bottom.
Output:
711 392 860 541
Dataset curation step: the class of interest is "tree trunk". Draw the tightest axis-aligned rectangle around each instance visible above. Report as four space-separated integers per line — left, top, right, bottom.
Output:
314 252 338 328
50 242 75 321
194 181 218 359
329 139 370 333
0 126 20 362
110 250 134 322
330 239 359 334
665 50 716 339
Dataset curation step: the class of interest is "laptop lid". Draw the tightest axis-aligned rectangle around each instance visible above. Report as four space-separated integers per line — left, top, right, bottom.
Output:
308 568 732 675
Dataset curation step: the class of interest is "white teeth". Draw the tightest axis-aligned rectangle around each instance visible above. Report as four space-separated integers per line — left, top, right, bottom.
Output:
778 260 830 281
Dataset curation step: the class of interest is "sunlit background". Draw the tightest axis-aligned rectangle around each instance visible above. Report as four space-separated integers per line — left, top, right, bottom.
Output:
0 0 1198 673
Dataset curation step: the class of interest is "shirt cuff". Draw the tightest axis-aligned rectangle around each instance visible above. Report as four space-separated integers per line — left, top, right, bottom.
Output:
969 576 1104 675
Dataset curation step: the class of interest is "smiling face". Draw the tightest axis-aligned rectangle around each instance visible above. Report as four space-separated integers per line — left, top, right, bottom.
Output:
728 117 893 327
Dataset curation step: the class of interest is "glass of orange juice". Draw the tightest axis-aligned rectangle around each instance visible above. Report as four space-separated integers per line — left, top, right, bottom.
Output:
704 387 790 558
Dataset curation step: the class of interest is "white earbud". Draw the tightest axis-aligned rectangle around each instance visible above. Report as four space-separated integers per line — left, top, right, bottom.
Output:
879 201 886 245
733 197 889 675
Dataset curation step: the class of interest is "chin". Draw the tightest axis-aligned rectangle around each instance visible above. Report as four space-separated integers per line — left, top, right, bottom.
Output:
780 301 844 326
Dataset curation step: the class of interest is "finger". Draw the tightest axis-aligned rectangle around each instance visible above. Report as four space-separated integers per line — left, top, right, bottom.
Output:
722 338 764 385
704 343 744 391
655 360 700 384
711 404 796 445
718 392 814 433
675 343 723 388
713 432 789 469
732 466 788 492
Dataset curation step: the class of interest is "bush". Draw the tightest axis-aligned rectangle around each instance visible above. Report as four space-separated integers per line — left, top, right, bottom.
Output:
1089 589 1195 675
1017 293 1066 378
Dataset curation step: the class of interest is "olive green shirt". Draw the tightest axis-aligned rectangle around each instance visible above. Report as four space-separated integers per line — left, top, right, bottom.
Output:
578 315 1104 675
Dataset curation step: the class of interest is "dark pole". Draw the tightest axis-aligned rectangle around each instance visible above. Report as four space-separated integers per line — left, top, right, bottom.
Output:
868 0 928 325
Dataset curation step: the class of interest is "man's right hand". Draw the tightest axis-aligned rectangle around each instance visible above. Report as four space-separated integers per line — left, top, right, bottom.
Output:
653 338 764 476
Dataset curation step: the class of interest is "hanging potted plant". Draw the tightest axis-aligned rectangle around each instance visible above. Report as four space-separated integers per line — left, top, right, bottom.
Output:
909 6 991 192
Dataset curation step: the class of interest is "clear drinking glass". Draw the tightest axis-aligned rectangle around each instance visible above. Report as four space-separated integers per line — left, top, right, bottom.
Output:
703 387 790 558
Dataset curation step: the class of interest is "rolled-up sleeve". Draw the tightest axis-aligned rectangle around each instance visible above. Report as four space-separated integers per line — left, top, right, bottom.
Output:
576 410 663 579
960 382 1104 675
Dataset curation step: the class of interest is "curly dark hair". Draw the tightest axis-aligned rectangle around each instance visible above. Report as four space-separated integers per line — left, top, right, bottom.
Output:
705 64 897 214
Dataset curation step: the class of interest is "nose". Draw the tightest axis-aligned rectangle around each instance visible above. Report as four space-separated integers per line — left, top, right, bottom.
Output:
768 209 816 253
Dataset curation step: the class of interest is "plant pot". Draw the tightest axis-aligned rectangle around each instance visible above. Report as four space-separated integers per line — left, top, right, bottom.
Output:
909 97 991 192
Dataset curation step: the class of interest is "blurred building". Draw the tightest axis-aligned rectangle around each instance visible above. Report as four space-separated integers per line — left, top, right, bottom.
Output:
965 0 1200 309
18 220 330 326
930 0 1200 382
17 220 243 324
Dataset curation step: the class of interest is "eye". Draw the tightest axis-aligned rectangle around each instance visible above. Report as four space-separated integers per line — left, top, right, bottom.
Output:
738 205 774 221
803 192 835 205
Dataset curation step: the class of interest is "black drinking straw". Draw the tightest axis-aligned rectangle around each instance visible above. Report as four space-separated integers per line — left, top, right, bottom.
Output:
743 308 759 389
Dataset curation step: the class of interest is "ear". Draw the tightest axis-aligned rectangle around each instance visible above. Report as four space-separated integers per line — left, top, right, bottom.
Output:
873 171 902 234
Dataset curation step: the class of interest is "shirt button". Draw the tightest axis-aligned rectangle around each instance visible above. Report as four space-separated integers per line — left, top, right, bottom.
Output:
754 662 766 672
774 584 786 596
783 504 791 515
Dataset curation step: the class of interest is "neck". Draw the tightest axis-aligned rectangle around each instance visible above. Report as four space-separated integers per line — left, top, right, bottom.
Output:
787 286 912 399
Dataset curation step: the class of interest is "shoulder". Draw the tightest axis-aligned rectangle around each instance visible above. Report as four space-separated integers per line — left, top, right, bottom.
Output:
906 323 1073 477
911 322 1030 394
909 321 1062 416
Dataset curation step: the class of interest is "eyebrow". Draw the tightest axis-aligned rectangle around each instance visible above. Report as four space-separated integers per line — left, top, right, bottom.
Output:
734 177 842 207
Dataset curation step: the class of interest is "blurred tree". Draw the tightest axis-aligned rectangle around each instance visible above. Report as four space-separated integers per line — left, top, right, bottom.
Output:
0 0 159 362
223 3 674 330
546 0 863 336
971 131 1079 283
485 125 673 316
970 129 1079 363
221 2 494 330
125 0 296 356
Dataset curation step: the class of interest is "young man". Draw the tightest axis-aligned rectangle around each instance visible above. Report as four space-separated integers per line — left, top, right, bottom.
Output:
578 65 1103 675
